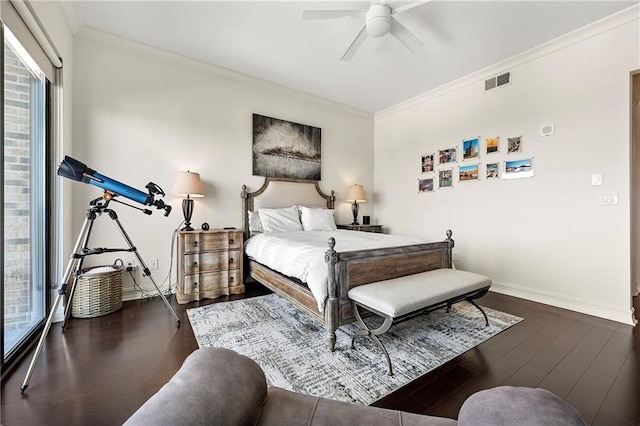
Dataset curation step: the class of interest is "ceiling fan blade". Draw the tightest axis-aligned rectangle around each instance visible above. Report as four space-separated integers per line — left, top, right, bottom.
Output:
391 0 432 15
341 24 368 62
303 10 365 20
389 17 423 52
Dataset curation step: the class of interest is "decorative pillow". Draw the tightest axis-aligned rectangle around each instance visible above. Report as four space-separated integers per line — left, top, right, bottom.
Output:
247 210 264 234
258 206 303 233
299 206 337 231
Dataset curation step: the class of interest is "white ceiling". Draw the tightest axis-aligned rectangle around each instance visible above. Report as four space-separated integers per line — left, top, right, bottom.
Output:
67 1 635 113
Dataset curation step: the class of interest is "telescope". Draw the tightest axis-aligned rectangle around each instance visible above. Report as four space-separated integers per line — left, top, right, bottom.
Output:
21 156 179 394
57 156 171 216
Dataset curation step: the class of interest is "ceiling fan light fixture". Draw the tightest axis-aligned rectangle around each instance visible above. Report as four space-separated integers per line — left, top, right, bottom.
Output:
366 4 391 38
305 1 425 61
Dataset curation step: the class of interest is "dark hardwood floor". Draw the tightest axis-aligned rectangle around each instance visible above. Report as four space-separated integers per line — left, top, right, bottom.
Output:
1 284 639 425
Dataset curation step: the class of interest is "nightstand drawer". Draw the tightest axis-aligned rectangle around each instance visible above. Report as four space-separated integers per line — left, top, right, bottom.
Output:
183 270 240 294
183 231 241 253
184 249 240 274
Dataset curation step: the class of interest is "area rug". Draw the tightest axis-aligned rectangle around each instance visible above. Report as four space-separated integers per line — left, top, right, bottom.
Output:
187 294 522 405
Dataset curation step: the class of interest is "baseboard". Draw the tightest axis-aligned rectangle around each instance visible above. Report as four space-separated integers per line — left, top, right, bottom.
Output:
123 288 145 301
490 281 637 326
123 288 173 301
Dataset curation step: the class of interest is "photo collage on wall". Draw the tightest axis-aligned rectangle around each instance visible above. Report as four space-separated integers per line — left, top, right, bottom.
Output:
418 133 533 193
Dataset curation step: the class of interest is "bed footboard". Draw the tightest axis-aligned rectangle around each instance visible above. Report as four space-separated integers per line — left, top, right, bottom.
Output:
323 230 454 352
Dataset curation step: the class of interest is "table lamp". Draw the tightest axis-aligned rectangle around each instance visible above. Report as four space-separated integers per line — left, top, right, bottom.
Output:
345 184 366 226
172 171 204 231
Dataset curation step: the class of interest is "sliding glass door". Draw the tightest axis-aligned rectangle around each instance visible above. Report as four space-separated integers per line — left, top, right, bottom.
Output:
2 24 48 364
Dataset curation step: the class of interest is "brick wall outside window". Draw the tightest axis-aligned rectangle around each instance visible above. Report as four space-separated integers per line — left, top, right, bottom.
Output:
4 42 33 332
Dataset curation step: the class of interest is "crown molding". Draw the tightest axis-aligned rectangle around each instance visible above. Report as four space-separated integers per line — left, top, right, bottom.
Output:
375 4 640 120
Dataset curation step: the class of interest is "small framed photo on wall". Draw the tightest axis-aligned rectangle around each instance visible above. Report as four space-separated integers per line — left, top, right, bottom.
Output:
439 169 454 188
459 164 479 181
486 162 500 179
418 178 434 193
507 136 522 153
462 138 480 160
486 137 499 154
504 158 534 179
421 153 435 173
438 148 457 164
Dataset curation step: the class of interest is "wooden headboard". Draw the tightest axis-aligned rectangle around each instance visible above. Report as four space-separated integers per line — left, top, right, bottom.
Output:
241 177 335 240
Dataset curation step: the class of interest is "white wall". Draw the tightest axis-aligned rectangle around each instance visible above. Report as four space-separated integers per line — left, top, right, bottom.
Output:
72 28 374 298
374 7 640 324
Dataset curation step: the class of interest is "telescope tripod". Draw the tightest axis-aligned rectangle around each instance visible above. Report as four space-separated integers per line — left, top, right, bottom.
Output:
21 198 180 393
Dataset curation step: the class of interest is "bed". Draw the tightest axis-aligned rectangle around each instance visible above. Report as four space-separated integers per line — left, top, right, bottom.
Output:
241 177 454 351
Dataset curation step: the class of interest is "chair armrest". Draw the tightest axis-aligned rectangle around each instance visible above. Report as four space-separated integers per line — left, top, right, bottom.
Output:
457 386 586 426
124 348 267 426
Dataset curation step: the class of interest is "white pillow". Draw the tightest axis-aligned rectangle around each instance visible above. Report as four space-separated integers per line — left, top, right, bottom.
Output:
247 210 264 234
258 206 303 233
299 206 337 231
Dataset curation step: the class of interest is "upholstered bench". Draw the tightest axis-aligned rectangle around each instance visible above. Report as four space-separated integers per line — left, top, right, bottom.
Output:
348 268 492 375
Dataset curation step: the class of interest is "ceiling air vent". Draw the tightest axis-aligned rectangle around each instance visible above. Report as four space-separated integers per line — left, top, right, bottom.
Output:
485 71 511 92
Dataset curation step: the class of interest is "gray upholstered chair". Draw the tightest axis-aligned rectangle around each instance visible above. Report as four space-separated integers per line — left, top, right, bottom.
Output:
124 347 586 426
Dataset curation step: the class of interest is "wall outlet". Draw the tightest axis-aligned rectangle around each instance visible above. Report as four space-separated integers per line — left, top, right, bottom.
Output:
149 258 159 270
452 252 459 261
126 262 137 272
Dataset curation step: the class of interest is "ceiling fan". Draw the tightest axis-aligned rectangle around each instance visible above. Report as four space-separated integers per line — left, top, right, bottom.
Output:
303 1 430 61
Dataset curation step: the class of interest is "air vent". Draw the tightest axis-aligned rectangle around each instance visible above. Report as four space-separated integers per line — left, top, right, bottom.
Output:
485 78 496 91
484 71 511 92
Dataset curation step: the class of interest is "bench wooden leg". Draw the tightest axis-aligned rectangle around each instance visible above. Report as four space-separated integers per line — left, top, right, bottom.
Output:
350 302 395 376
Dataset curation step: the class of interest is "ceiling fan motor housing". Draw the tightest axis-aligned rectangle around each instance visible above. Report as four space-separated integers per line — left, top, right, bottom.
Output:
366 4 391 38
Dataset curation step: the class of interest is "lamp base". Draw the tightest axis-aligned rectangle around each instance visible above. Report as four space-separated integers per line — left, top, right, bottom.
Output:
351 202 360 226
182 198 195 232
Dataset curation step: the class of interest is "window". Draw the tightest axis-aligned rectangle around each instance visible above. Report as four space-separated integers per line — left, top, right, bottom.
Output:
2 23 50 368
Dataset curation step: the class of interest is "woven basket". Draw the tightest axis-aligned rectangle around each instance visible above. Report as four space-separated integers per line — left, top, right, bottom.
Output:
71 265 123 318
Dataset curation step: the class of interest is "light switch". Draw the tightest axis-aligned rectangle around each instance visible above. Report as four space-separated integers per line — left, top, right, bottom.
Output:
592 173 603 186
599 192 619 205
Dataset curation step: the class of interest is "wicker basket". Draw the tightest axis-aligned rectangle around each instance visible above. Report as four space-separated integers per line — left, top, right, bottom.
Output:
71 265 123 318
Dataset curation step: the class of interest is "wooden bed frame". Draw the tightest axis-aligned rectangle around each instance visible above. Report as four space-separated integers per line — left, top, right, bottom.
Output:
241 177 454 351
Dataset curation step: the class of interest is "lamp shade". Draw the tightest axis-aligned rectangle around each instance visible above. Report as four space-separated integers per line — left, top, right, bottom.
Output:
345 184 366 203
172 171 204 198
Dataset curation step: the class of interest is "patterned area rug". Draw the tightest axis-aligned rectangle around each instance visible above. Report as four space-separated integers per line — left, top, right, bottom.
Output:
187 294 522 405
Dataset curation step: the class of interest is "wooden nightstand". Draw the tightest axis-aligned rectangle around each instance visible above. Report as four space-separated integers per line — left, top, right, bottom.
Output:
176 229 244 304
337 224 383 233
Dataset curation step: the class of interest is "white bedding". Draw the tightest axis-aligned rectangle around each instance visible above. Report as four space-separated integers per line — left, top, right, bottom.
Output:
244 230 426 311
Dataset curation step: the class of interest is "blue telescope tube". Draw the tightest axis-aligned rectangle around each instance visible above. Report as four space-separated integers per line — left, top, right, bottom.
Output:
89 173 149 205
57 156 171 216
